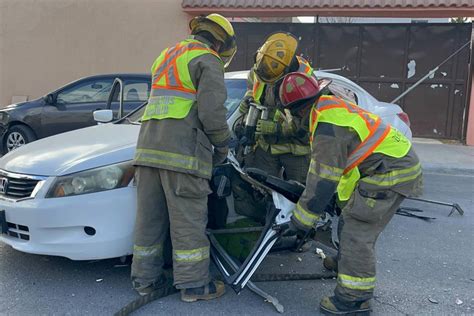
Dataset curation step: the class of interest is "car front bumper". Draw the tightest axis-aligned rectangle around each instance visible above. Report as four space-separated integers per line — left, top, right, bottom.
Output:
0 187 136 260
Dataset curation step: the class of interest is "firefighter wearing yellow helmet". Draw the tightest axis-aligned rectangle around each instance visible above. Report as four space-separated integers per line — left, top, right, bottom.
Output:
239 32 315 184
131 13 236 302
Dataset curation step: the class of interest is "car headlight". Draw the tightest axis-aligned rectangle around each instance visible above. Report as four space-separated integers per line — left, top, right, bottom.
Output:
46 162 135 198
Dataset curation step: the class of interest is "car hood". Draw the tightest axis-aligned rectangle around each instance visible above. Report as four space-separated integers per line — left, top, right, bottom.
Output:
0 124 139 176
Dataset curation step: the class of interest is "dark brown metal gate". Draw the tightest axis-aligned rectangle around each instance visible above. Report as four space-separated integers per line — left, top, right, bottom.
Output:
229 22 472 140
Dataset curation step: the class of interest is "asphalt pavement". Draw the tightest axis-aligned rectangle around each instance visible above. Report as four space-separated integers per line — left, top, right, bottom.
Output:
1 172 473 315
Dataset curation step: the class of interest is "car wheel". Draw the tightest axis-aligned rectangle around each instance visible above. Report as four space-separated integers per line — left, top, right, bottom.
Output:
4 125 37 152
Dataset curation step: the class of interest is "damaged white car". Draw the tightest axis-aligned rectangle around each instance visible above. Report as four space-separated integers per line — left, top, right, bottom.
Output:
0 71 412 260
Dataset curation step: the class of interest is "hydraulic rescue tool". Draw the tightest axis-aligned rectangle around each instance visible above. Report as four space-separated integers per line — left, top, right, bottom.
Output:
241 99 269 155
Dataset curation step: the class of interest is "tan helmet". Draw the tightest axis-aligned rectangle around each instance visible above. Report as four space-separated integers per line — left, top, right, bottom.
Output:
189 13 237 68
254 32 298 83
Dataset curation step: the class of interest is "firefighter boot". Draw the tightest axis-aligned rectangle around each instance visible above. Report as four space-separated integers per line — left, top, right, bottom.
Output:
180 280 225 302
133 274 168 296
320 296 371 315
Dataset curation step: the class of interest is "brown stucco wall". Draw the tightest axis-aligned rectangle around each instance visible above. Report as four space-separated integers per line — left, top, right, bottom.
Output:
0 0 189 106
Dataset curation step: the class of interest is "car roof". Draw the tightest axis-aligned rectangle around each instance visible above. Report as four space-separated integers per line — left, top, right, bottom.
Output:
79 73 150 80
224 70 358 85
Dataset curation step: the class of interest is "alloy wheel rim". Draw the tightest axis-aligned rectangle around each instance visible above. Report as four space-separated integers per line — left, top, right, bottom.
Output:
6 132 26 151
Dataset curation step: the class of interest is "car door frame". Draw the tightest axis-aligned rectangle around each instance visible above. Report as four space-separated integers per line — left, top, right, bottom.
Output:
39 76 115 138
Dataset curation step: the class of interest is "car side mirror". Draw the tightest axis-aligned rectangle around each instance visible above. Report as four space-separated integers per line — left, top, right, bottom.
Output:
93 109 113 123
43 93 55 105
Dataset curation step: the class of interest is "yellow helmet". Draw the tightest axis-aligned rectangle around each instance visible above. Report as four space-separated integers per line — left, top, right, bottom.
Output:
255 32 298 83
189 13 237 68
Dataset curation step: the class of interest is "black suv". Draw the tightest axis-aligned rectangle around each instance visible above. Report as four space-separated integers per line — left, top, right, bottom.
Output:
0 74 150 153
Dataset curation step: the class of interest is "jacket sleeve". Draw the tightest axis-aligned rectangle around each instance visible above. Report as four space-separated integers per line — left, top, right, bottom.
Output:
191 54 231 148
292 123 355 230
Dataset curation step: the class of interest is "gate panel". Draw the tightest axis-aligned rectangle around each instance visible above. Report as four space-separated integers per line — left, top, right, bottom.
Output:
230 22 472 140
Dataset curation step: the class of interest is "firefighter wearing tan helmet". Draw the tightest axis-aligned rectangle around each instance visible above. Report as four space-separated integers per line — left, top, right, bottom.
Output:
239 32 315 184
279 72 423 314
131 13 236 302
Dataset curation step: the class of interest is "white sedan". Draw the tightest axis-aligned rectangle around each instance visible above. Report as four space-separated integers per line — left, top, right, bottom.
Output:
0 71 411 260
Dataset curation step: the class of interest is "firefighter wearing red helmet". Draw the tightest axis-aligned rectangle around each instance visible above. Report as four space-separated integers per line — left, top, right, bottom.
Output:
279 72 423 315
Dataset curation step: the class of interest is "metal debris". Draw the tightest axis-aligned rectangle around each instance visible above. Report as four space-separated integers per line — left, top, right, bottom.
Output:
114 264 129 268
428 297 439 304
96 278 104 283
456 298 463 305
297 257 302 262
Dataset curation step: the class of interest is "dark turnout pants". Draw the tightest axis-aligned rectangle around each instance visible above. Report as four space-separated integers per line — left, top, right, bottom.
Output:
131 166 212 290
245 146 310 184
335 185 405 302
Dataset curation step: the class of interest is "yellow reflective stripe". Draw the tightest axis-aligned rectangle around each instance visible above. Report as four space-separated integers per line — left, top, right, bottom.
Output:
133 244 162 258
269 143 310 155
293 202 320 228
174 246 209 263
135 148 211 177
338 274 376 290
361 163 422 186
309 160 343 182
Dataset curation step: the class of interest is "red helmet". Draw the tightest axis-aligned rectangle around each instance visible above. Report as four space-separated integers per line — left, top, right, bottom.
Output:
279 72 322 108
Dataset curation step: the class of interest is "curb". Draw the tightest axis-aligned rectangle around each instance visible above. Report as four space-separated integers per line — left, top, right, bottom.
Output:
421 163 474 176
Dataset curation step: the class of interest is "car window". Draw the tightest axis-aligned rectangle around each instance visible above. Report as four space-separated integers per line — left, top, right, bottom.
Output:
121 78 247 124
224 79 247 116
326 80 358 105
123 82 150 102
57 79 113 104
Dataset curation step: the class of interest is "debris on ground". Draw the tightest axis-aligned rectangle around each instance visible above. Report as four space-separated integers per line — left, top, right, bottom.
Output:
455 298 463 305
297 257 302 262
316 248 326 259
428 297 439 304
96 278 103 283
114 264 129 268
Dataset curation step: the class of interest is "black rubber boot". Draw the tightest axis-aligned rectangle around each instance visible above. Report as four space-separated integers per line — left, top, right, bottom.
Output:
180 280 225 303
320 296 371 315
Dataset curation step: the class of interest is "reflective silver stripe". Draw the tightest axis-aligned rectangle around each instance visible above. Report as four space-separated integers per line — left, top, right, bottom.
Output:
309 160 343 182
338 274 376 290
135 148 211 177
316 98 338 109
153 46 179 75
153 43 205 76
150 90 196 100
293 202 320 228
346 122 389 169
361 163 422 187
167 65 177 86
173 246 209 263
133 244 162 258
346 102 377 126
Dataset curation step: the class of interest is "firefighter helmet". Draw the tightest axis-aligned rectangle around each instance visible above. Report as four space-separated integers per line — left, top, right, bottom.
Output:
189 13 237 68
254 32 298 83
279 72 329 109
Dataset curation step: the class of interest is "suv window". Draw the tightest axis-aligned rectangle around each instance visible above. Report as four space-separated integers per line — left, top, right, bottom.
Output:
57 79 114 104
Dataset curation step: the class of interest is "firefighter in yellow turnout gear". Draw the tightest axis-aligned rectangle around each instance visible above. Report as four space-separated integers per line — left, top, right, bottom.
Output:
239 32 314 184
131 14 236 302
278 73 423 314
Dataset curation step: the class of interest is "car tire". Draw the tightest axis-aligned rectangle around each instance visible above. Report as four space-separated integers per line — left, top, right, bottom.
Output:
3 125 37 153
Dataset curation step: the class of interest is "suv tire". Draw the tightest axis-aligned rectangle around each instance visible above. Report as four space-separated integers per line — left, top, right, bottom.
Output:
3 125 37 153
